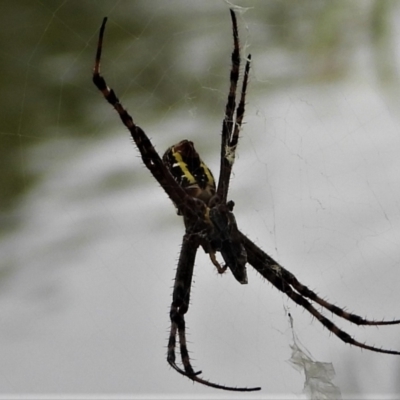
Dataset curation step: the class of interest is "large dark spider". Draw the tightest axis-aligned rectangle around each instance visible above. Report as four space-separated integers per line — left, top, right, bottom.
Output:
93 9 400 392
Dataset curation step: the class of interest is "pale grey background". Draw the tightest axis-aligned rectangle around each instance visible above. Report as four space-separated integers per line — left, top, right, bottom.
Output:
2 1 400 398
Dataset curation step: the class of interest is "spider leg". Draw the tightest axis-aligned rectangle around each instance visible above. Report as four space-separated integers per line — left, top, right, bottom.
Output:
240 230 400 326
93 18 196 217
229 54 251 157
217 10 252 203
219 9 240 168
240 231 400 355
167 233 260 392
278 263 400 326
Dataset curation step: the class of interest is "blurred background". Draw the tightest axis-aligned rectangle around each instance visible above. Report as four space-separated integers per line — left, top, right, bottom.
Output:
2 0 400 398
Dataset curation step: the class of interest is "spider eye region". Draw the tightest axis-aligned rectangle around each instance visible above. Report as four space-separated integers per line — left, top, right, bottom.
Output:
163 140 216 204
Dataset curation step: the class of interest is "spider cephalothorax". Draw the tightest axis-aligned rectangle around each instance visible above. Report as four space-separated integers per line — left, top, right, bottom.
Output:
93 9 400 392
163 140 248 284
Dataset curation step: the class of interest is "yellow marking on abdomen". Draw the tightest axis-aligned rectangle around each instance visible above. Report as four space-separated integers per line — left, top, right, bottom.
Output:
172 149 197 184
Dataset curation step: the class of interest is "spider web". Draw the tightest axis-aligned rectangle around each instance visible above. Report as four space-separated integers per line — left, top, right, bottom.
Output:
1 0 400 399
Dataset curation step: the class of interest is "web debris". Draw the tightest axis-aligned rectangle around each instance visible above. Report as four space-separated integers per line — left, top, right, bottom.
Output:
287 314 342 400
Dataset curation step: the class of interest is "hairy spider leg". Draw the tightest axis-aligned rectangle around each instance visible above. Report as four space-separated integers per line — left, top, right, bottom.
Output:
93 18 198 218
217 9 251 204
278 262 400 327
240 232 400 356
167 233 261 391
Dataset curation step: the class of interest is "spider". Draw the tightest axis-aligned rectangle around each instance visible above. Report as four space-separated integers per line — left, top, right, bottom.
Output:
93 9 400 392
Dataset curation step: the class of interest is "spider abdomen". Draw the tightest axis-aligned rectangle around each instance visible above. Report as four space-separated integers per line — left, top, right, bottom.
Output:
163 140 216 205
